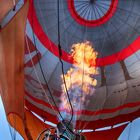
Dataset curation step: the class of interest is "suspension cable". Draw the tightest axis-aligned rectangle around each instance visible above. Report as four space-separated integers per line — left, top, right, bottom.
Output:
31 0 64 121
57 0 74 126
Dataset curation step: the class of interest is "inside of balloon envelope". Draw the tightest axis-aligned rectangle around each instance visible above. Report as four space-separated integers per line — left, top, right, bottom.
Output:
1 0 140 140
24 0 140 136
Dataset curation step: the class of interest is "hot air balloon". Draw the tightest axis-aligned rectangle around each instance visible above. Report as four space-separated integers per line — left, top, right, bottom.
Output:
1 0 140 139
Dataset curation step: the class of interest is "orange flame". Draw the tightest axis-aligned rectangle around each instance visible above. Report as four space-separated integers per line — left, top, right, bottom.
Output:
60 41 98 112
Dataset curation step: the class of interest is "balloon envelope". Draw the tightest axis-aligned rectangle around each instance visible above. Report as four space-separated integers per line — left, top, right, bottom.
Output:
25 0 140 130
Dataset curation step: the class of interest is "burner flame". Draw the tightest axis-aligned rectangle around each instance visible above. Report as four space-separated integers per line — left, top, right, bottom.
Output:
59 41 98 124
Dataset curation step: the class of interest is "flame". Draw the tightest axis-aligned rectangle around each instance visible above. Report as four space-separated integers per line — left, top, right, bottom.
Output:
59 41 98 122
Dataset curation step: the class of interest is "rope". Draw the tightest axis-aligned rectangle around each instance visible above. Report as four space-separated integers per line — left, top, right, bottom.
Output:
57 0 74 128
